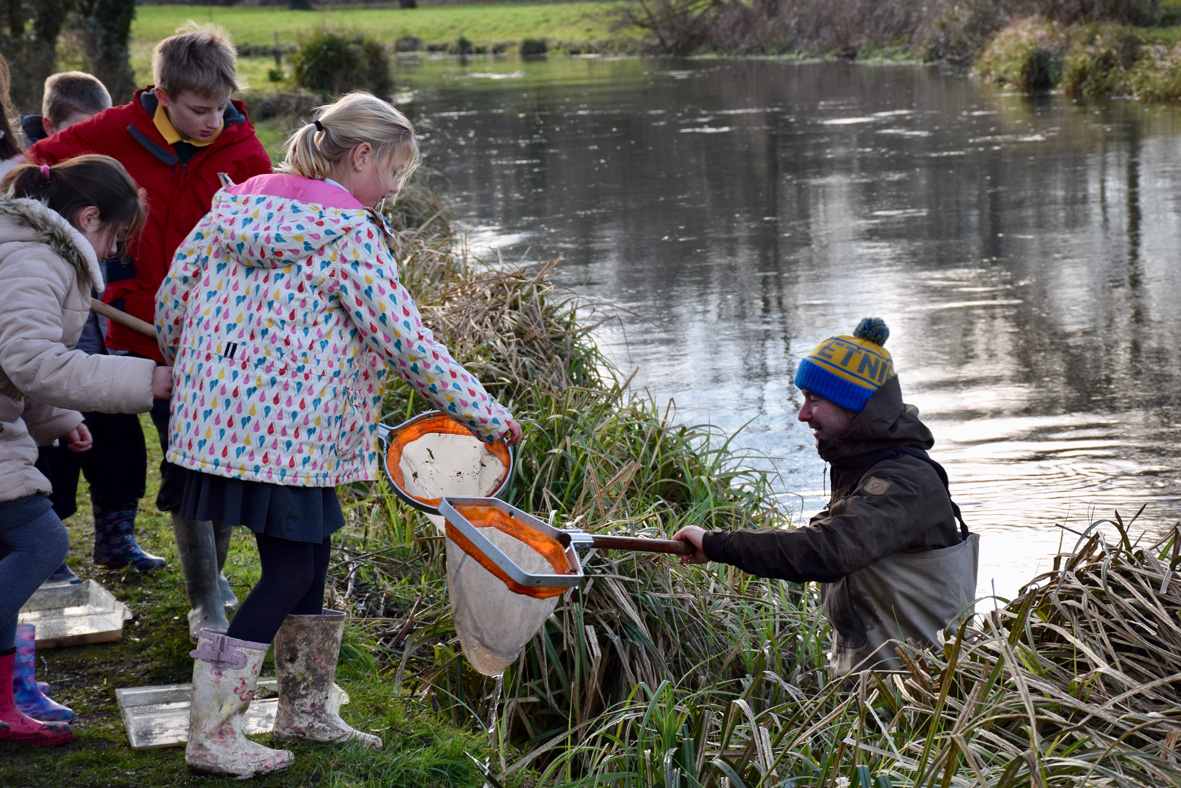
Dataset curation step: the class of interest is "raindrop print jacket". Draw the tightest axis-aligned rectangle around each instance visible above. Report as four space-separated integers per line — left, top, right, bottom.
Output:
156 174 514 488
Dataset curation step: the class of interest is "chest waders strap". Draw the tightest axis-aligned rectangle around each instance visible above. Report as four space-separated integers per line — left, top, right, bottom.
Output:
857 447 970 540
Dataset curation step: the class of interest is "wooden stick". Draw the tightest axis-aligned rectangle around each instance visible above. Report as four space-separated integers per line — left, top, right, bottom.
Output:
589 534 694 556
90 298 156 339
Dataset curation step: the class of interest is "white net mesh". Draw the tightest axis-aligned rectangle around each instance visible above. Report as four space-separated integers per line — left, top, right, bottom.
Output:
445 527 560 676
396 432 506 501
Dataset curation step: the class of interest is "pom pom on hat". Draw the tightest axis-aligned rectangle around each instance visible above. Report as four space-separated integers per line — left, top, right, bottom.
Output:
793 318 896 414
854 317 889 347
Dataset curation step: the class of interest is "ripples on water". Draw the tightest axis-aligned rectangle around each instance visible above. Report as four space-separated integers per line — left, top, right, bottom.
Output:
397 56 1181 600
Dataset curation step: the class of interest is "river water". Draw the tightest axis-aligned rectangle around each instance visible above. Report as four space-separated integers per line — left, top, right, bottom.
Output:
396 56 1181 600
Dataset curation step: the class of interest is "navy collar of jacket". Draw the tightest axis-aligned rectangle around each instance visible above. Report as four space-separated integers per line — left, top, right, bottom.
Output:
128 89 249 167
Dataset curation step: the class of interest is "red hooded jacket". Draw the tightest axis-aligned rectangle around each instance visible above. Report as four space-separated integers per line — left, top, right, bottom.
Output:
27 88 272 361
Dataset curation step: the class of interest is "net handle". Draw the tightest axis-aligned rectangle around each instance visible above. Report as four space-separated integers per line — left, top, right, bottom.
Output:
589 534 695 556
91 298 155 338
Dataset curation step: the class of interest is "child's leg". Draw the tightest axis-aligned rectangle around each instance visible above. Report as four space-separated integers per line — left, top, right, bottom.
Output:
0 501 70 650
290 535 331 615
33 445 83 521
225 534 329 645
32 445 84 584
152 395 230 633
82 411 147 510
149 396 186 515
268 535 379 749
85 411 163 572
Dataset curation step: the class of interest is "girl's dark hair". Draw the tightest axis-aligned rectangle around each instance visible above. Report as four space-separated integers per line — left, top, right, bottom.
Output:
0 54 23 160
1 155 147 290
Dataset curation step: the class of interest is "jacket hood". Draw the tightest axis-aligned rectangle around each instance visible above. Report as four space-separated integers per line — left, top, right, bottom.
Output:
207 174 380 270
0 197 102 292
816 375 934 468
20 114 47 145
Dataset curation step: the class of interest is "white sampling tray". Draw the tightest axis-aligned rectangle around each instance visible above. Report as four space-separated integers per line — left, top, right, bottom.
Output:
18 579 131 648
116 680 349 749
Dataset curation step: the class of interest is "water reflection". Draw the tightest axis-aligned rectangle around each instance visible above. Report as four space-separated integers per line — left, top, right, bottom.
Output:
397 56 1181 599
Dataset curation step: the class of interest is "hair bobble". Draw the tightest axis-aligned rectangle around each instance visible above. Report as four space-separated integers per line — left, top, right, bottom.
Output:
313 119 325 133
40 164 51 182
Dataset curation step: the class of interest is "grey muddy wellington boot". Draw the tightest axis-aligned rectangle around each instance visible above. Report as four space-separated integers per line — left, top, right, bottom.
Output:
272 610 382 749
213 519 238 609
186 630 293 777
171 515 230 642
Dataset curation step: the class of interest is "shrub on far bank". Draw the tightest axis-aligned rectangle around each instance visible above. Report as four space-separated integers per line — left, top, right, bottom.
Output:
1127 41 1181 100
395 35 424 52
452 34 474 55
520 37 549 56
1060 23 1143 97
705 0 924 58
973 16 1067 91
973 15 1181 100
291 25 393 97
915 0 1015 64
241 89 324 123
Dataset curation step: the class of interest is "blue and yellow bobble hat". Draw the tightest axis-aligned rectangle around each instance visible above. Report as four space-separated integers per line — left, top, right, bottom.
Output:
793 318 895 414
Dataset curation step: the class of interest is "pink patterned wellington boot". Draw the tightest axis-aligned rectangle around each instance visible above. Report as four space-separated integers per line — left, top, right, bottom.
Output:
13 624 74 722
185 630 293 777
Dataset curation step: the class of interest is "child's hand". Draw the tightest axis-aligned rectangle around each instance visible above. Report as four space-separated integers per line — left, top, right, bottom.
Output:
502 420 523 446
672 526 709 565
152 365 174 400
65 424 93 453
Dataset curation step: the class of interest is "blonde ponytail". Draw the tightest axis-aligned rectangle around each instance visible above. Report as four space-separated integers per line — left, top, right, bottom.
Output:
278 92 420 186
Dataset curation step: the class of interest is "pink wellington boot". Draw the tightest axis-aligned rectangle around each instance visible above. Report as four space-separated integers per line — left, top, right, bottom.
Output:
0 650 72 747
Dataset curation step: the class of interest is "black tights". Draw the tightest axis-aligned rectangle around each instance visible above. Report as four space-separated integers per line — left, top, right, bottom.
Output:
225 532 331 645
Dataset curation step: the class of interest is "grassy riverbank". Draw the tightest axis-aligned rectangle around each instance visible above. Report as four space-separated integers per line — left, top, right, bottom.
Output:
128 1 1181 102
129 3 631 88
974 13 1181 99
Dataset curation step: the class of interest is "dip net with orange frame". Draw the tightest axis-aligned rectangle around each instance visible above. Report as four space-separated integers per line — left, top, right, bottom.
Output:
380 412 690 677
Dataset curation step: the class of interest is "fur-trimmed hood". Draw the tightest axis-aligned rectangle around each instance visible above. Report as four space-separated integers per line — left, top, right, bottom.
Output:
0 194 157 505
0 197 104 293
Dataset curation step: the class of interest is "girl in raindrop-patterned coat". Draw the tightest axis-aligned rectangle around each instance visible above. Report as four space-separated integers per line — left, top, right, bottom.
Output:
156 92 521 778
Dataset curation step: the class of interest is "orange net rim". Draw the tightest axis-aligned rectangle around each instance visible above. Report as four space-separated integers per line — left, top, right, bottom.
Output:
382 412 513 514
444 503 580 600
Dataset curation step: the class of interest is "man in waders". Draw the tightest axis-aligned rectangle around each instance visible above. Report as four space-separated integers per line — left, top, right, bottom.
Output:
673 317 980 675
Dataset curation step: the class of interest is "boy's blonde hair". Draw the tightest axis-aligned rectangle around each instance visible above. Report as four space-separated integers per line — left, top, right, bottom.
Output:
42 72 112 127
152 22 241 99
280 92 420 190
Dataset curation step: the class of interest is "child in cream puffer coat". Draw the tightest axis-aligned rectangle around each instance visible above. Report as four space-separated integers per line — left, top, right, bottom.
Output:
0 156 172 747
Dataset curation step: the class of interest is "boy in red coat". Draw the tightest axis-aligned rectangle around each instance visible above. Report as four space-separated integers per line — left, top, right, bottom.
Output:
27 22 272 641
